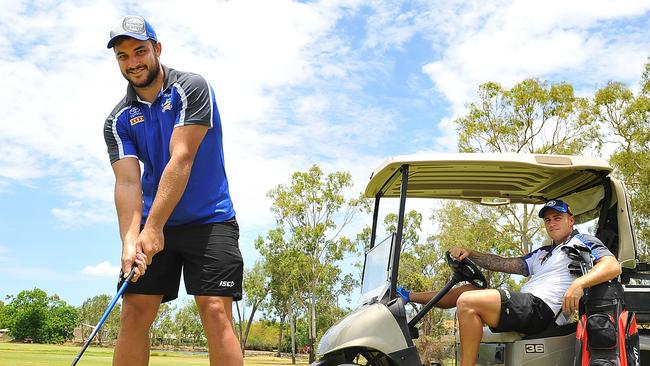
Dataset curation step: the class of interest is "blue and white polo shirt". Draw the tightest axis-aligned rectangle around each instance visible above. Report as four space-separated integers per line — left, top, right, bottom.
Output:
104 65 235 226
520 229 613 323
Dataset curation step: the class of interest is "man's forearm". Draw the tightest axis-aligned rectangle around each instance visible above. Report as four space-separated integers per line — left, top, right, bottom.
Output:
469 251 527 275
144 155 193 229
115 181 143 243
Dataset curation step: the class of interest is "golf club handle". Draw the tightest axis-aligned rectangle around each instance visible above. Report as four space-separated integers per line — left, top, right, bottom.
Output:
71 267 136 366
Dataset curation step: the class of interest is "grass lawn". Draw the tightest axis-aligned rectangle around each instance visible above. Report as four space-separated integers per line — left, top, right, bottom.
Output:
0 343 309 366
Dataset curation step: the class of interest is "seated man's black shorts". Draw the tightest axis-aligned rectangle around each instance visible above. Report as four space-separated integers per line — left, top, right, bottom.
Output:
489 289 555 335
120 218 244 303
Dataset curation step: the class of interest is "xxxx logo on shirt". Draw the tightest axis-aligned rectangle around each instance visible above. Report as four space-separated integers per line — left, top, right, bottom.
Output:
129 107 144 126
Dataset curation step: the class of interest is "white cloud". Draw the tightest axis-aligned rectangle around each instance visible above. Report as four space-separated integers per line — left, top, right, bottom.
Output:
402 0 650 151
0 0 397 229
81 261 120 277
2 0 649 233
51 201 115 227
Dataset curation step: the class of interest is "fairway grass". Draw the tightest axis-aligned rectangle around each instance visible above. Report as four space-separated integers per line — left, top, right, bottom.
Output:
0 343 309 366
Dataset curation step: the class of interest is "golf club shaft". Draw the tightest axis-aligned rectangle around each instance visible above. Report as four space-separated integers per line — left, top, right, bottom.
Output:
71 267 136 366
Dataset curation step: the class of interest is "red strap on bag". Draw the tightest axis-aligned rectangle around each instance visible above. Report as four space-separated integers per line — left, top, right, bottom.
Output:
618 310 629 366
575 314 590 366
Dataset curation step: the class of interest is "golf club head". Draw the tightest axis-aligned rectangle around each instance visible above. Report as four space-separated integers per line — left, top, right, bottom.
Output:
561 245 581 256
572 244 591 252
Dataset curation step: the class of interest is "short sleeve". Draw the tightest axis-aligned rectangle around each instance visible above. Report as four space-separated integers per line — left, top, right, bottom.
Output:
574 234 615 262
521 246 553 277
174 73 215 128
104 109 138 164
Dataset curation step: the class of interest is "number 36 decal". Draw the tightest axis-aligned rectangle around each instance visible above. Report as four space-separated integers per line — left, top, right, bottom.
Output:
525 344 545 353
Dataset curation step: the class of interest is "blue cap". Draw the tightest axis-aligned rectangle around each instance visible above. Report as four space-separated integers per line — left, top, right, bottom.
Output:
107 15 158 48
538 199 572 218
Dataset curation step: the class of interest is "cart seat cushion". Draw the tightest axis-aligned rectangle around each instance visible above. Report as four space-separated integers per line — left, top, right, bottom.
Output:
477 322 577 343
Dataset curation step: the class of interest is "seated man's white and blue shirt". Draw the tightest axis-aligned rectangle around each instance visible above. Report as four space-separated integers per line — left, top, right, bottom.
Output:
520 230 614 324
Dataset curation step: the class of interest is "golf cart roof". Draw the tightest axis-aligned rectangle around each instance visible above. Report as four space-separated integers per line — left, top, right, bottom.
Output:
365 153 612 204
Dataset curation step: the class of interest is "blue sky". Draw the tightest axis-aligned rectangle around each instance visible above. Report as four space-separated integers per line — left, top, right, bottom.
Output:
1 0 650 308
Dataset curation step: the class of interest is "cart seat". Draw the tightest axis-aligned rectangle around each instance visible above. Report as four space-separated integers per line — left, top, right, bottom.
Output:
479 322 577 343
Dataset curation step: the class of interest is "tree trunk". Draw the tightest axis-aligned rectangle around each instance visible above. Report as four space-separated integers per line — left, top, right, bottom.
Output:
309 292 316 363
277 314 285 357
242 302 260 355
290 302 296 364
235 301 244 354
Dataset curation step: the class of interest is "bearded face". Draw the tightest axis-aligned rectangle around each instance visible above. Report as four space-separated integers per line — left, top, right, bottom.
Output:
114 38 162 89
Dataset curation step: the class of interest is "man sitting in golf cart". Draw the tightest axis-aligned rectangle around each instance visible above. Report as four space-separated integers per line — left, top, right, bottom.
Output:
397 200 622 366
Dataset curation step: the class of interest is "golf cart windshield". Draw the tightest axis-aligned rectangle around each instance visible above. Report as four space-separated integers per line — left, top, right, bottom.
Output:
358 234 394 307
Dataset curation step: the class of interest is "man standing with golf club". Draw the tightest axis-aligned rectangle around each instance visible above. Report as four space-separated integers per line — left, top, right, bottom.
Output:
103 15 243 366
398 200 621 366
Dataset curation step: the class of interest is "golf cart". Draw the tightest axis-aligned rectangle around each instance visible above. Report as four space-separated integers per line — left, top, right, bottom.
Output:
312 153 650 366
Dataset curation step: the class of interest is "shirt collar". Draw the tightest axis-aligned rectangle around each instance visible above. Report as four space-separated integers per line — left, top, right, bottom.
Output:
555 229 579 247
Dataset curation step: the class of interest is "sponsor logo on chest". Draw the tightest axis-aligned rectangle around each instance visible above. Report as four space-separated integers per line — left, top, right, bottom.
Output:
129 107 145 126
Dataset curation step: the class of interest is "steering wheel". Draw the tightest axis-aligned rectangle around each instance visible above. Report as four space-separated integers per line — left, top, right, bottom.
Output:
445 251 488 289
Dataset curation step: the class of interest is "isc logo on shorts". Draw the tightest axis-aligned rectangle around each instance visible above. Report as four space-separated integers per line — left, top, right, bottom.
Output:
220 281 235 287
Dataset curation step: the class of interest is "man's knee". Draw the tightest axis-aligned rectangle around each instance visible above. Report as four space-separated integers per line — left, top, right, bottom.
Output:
120 294 162 327
456 289 501 326
195 296 233 324
456 291 479 314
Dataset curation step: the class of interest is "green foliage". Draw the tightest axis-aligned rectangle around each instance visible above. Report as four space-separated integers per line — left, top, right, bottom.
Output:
593 75 650 260
240 261 270 350
429 202 522 290
151 303 176 346
263 164 367 360
456 78 598 155
174 299 204 346
245 320 279 351
0 300 6 328
79 294 121 345
3 288 79 343
384 210 422 254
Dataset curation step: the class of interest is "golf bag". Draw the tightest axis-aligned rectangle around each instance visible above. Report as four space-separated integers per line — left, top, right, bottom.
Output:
574 281 640 366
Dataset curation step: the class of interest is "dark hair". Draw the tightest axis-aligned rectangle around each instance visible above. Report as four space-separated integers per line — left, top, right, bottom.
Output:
112 37 159 49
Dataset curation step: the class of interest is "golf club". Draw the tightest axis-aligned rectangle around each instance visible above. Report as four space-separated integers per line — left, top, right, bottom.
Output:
71 267 136 366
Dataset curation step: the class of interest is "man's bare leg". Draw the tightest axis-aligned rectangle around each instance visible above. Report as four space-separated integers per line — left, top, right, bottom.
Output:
112 294 162 366
195 295 243 366
410 284 478 308
456 289 501 366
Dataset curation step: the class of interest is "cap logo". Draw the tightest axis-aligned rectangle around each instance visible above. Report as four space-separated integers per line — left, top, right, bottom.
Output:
546 200 556 207
122 16 145 34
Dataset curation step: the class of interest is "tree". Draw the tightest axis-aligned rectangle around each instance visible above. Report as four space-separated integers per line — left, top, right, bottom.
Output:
174 299 204 347
456 79 598 155
256 223 317 363
384 210 422 254
266 164 366 362
3 288 79 343
429 202 522 290
151 303 175 346
240 260 270 353
79 294 121 345
0 300 6 328
593 75 650 259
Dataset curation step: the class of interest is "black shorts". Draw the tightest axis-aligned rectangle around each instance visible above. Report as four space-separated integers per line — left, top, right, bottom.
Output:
120 219 244 303
489 289 554 335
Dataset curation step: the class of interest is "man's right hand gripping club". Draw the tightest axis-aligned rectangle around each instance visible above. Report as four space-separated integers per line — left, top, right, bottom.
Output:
121 240 149 282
